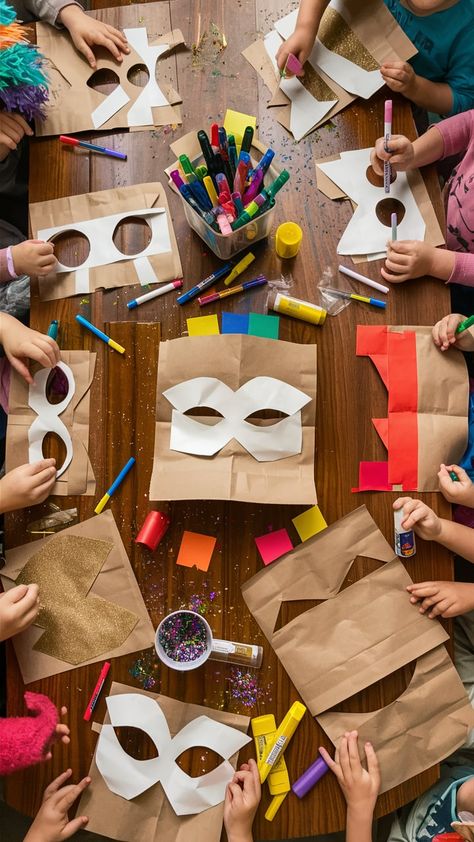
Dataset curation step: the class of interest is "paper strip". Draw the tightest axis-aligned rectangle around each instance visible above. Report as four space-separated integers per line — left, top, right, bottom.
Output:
292 505 328 542
255 528 293 565
91 84 130 130
176 531 217 572
187 315 220 336
74 266 90 295
221 312 249 334
248 313 280 339
134 255 159 286
28 362 75 478
123 28 170 127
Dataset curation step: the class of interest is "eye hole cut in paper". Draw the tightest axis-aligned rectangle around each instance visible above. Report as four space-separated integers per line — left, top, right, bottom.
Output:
96 693 251 814
15 535 139 664
163 376 312 461
28 361 74 478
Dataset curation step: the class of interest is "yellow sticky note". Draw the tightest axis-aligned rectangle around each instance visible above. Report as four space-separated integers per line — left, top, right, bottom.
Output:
292 506 327 542
187 315 220 336
224 109 257 148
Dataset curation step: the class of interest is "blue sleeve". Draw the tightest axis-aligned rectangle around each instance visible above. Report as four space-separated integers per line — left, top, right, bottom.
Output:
445 29 474 115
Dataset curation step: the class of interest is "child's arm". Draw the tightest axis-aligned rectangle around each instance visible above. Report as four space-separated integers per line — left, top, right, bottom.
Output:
380 62 454 116
407 581 474 619
223 758 261 842
319 732 380 842
276 0 330 74
0 113 33 163
394 498 474 563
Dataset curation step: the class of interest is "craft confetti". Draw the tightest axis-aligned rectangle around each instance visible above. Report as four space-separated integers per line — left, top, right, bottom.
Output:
129 652 160 690
292 505 328 542
227 668 262 708
255 528 293 565
187 589 218 616
158 611 208 664
176 530 217 572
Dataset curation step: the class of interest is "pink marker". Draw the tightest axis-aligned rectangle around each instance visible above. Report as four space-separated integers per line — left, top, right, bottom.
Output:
384 100 392 194
215 208 232 235
285 53 303 76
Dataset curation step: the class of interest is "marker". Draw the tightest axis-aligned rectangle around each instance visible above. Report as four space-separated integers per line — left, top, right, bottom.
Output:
60 135 127 161
233 152 251 195
258 701 306 784
170 169 185 190
210 122 220 153
198 275 267 305
232 170 289 231
214 207 233 235
252 714 290 822
216 172 232 200
231 191 244 216
47 319 59 340
197 129 216 176
228 134 238 178
203 175 219 207
223 251 255 285
384 100 392 194
94 456 136 514
83 661 111 722
338 264 389 294
283 53 303 77
127 279 183 309
456 314 474 334
177 261 234 304
178 182 216 226
391 212 397 241
75 314 125 354
322 288 386 309
241 125 254 154
449 470 460 482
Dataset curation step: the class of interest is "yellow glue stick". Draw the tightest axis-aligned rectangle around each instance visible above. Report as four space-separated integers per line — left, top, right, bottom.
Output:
268 291 326 325
258 701 306 784
251 714 290 821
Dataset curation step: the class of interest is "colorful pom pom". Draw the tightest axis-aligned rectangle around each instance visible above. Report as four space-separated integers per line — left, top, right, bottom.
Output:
0 3 49 120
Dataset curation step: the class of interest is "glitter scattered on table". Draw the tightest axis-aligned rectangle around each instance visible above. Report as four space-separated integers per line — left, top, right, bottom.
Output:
128 652 160 690
227 668 262 708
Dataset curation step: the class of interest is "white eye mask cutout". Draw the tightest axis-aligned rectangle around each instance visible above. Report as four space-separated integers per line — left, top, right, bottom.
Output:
37 208 172 293
28 362 74 478
96 693 251 814
163 376 312 461
123 28 170 126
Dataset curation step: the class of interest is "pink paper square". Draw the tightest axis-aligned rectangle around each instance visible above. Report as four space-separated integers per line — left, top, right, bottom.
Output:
255 528 293 566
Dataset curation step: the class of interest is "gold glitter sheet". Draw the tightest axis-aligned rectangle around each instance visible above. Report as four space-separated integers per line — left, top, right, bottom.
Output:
304 64 338 102
16 535 139 664
319 8 379 72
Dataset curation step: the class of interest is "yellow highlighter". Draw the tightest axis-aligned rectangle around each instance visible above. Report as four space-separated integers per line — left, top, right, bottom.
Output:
223 252 255 286
203 175 218 208
258 701 306 784
252 714 290 822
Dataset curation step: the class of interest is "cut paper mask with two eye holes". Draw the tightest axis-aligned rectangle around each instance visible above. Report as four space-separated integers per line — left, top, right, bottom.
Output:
163 376 312 461
28 362 74 478
96 693 251 814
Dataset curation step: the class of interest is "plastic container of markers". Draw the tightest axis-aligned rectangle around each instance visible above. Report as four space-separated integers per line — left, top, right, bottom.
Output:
176 138 280 260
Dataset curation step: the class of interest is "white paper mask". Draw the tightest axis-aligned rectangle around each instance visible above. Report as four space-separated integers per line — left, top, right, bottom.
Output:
37 208 172 293
28 362 74 478
96 693 251 814
163 376 312 461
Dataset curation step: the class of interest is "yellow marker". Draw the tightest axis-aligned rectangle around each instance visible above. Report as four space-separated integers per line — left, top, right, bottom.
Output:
258 701 306 784
94 457 136 515
252 714 290 822
223 252 255 286
203 175 218 207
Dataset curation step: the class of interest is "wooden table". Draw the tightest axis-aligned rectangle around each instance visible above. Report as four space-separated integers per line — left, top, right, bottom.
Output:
5 1 454 838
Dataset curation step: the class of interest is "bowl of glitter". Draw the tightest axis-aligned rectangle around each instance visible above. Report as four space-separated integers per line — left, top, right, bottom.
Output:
155 610 212 671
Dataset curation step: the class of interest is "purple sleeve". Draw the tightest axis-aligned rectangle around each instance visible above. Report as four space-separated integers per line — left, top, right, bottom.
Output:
448 251 474 287
435 112 474 160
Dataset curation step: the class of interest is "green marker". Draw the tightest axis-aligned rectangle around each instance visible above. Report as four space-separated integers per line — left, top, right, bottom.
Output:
231 170 289 231
456 314 474 334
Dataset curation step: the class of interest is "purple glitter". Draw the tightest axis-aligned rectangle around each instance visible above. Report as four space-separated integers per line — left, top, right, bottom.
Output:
158 611 208 663
227 668 262 708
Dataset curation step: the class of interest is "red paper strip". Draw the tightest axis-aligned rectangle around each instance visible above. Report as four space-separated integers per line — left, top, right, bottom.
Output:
352 461 391 492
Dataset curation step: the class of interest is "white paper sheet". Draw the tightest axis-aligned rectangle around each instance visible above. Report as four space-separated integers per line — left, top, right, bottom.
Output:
91 84 130 130
264 30 336 141
37 209 172 292
318 148 426 254
28 362 74 478
163 376 311 461
123 28 170 127
96 693 251 814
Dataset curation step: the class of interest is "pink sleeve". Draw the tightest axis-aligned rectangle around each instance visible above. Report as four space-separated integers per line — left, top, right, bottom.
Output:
448 251 474 287
0 691 59 775
0 248 11 283
434 111 474 159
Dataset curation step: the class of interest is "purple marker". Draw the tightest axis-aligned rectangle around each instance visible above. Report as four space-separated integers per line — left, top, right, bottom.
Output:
292 755 329 798
170 169 186 190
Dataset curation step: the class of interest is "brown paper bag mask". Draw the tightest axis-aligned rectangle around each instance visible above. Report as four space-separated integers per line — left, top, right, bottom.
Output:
242 506 448 715
6 350 96 496
149 334 318 505
29 183 183 301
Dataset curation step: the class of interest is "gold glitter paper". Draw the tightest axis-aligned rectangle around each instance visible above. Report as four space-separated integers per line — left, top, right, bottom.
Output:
304 64 338 102
319 8 379 72
16 535 139 664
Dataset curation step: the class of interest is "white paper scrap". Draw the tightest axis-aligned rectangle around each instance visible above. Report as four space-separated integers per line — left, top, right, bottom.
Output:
91 84 130 130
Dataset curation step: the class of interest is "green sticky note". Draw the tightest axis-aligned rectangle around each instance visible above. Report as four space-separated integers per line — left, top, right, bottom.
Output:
248 313 280 339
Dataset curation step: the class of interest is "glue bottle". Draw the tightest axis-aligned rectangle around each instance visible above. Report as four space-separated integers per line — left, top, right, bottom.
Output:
394 508 416 558
268 291 327 325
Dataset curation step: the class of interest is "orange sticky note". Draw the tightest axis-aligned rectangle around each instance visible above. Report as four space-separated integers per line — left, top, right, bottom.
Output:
176 531 217 572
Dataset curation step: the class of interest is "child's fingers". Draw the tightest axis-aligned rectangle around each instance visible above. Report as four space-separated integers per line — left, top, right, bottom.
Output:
428 597 451 618
247 758 261 796
61 816 89 840
5 583 29 603
43 769 73 799
30 458 56 475
338 735 353 783
57 777 91 811
364 741 379 780
406 582 439 596
347 731 361 774
32 464 57 486
381 266 409 283
11 583 39 613
444 464 470 484
227 782 244 804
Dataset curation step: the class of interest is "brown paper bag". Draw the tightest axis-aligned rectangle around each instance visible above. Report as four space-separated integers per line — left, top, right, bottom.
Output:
78 682 250 842
0 511 155 683
242 506 448 714
149 334 318 505
318 645 474 793
36 17 184 137
29 183 183 301
6 351 95 496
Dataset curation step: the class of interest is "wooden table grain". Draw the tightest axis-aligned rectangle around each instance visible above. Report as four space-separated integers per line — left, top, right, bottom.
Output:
5 2 454 838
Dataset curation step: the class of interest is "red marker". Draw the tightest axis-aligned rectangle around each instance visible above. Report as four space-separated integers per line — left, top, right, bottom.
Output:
83 661 111 722
60 135 127 161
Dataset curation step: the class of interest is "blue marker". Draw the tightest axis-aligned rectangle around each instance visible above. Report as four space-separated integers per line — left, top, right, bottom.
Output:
95 457 136 514
47 319 59 340
177 262 234 305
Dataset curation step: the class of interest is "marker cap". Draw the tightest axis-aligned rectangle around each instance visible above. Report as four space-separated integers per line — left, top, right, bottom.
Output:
135 511 170 551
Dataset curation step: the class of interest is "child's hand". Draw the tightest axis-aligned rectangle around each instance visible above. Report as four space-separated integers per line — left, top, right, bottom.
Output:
380 61 417 97
23 769 90 842
371 135 415 175
0 112 33 161
393 498 442 540
44 706 71 761
0 583 39 641
432 313 466 351
58 5 129 68
407 581 474 619
0 315 60 383
381 240 437 283
223 758 261 842
0 459 57 513
319 731 380 813
276 28 313 76
438 464 474 506
11 239 57 277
